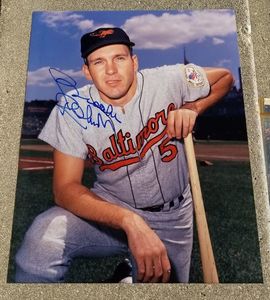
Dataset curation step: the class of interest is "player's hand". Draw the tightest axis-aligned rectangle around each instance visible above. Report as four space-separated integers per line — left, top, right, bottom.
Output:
122 213 171 283
167 103 199 139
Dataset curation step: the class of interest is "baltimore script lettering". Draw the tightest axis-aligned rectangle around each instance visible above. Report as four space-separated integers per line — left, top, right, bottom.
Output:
49 68 121 132
87 103 179 171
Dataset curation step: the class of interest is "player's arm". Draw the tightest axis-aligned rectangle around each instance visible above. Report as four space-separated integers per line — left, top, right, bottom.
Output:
183 68 234 115
167 67 234 139
53 149 132 228
53 149 171 283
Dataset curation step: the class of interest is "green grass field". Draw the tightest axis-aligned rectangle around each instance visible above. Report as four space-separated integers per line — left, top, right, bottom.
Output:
7 159 262 283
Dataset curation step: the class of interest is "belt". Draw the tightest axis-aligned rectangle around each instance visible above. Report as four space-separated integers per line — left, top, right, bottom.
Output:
140 195 184 212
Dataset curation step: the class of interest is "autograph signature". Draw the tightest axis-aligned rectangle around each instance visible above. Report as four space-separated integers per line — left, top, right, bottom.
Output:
49 68 122 132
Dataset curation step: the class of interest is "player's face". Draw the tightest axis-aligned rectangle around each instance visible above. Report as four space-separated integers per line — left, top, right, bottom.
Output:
83 44 138 106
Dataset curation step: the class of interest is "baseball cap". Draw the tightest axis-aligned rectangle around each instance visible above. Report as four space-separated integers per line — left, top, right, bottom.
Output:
80 27 135 59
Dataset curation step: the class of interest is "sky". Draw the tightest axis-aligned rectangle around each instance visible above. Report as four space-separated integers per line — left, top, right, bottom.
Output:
25 10 240 101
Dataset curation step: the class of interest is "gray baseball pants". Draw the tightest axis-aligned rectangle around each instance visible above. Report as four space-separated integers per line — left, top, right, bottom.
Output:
15 185 193 283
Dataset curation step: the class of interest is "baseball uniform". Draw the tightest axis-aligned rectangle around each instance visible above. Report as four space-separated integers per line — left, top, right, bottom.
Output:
15 63 210 283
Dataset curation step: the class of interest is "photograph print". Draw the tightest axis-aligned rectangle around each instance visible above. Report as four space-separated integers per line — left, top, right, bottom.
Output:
8 9 262 284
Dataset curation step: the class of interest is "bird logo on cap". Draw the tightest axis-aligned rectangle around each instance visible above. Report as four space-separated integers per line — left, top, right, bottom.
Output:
90 29 114 38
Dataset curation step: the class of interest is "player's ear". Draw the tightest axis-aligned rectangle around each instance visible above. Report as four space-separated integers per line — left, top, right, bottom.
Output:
132 54 138 72
82 64 92 81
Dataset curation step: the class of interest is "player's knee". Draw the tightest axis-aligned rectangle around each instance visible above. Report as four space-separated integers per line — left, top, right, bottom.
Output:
15 208 68 277
22 207 68 246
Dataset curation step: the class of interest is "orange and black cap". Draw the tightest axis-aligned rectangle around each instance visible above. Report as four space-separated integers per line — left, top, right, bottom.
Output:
80 27 135 59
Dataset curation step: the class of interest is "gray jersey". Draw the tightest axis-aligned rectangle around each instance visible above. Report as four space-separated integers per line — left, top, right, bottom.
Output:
39 63 209 208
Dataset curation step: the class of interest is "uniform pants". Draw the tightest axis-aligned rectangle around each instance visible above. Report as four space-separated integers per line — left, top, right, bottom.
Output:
15 186 193 283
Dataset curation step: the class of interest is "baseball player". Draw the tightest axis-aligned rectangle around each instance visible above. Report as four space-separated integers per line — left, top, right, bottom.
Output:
15 27 233 283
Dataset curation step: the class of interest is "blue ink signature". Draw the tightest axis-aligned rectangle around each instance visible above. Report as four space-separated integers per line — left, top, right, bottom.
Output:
49 68 122 132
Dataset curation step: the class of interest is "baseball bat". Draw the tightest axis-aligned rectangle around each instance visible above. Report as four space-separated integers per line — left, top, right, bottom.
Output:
184 133 219 283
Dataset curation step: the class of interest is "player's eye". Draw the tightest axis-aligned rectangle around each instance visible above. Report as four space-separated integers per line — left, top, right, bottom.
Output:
92 59 103 65
116 56 126 61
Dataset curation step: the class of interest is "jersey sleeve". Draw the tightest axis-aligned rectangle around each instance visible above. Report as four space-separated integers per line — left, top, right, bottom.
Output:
38 96 88 160
179 63 210 103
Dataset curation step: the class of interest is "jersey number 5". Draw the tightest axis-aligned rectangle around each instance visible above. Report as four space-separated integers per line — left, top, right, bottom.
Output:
158 136 178 162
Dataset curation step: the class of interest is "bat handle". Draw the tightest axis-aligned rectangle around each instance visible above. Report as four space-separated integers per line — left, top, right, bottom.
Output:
184 133 219 283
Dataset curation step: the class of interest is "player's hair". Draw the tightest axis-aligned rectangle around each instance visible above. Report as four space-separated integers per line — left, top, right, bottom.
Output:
84 46 134 66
